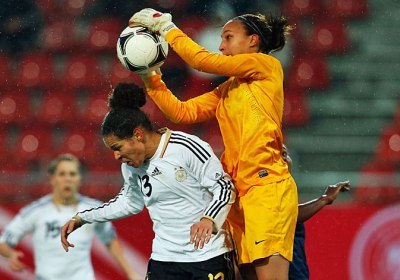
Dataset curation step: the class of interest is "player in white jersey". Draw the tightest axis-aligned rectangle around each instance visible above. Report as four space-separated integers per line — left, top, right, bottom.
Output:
61 83 237 280
0 154 140 280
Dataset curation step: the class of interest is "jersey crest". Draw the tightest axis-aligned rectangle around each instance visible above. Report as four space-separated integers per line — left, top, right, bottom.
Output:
175 167 187 182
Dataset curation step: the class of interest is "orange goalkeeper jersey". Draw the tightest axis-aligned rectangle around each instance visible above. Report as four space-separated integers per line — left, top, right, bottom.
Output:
146 28 290 197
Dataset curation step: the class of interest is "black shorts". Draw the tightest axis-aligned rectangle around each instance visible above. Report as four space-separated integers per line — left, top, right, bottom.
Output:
146 252 235 280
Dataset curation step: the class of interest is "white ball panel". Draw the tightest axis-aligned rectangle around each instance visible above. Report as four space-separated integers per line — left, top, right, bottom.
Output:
116 26 168 73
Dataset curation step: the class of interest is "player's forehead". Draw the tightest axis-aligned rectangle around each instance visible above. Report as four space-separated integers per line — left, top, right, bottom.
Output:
103 134 124 149
221 19 245 35
54 160 79 174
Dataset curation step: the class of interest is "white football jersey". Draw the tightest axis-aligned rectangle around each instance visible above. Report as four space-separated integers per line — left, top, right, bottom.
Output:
78 130 236 262
0 195 116 280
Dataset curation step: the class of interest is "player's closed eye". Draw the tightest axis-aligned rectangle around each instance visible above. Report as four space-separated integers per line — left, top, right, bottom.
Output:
111 145 121 151
57 171 77 177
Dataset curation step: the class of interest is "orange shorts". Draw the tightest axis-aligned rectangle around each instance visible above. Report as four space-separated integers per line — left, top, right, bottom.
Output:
227 176 298 264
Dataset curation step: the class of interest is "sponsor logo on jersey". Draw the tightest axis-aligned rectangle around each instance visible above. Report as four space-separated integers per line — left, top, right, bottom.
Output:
255 239 267 245
258 170 268 178
151 167 162 176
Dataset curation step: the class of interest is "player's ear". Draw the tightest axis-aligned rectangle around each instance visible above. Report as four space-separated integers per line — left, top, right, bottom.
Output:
249 34 260 47
133 128 143 141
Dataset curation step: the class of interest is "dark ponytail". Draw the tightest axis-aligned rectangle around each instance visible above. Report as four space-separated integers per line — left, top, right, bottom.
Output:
236 13 293 54
101 83 153 139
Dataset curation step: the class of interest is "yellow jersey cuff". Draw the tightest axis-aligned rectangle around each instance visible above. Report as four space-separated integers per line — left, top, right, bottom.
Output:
165 28 185 44
146 74 165 88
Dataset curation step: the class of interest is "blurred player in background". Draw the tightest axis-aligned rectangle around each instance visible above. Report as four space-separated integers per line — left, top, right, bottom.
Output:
0 154 140 280
131 8 298 280
283 145 350 280
61 83 236 280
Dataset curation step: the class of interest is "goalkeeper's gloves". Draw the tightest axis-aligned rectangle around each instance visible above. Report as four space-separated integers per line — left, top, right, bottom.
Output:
129 8 177 37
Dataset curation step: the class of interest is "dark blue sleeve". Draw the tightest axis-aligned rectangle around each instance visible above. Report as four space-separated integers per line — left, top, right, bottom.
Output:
289 223 310 280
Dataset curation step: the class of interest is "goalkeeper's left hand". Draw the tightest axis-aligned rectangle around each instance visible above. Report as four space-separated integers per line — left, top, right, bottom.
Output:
129 8 177 37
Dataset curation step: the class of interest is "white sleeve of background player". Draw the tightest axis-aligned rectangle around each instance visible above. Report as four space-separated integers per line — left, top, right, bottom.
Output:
184 136 236 233
94 222 117 245
0 206 36 247
77 166 145 223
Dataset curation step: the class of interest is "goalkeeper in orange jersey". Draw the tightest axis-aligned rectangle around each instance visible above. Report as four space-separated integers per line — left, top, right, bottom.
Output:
130 8 298 280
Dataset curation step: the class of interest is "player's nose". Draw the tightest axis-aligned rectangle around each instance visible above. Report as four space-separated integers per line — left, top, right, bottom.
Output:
219 43 225 53
114 151 122 161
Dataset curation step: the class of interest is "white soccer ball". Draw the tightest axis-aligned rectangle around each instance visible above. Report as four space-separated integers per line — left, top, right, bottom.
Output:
116 26 168 74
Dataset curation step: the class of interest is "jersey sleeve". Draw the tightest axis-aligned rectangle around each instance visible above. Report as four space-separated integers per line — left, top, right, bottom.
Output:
0 207 36 247
145 74 219 124
94 222 116 245
165 28 277 79
182 135 236 232
77 166 145 223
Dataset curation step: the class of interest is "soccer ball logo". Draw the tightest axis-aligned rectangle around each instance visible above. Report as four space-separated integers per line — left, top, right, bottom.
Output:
116 26 168 74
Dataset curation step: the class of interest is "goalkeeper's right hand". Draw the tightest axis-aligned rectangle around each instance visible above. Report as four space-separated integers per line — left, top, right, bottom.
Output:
129 8 177 37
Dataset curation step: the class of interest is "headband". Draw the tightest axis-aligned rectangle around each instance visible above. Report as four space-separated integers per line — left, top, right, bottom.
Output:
235 15 269 51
